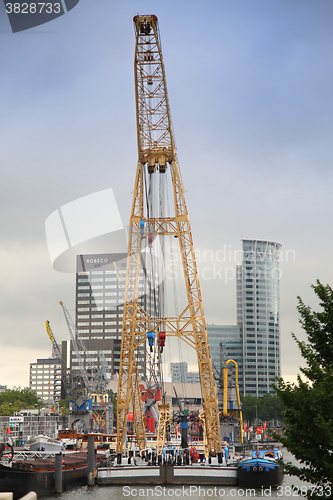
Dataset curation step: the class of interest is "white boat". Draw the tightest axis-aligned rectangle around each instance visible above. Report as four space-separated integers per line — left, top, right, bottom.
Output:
27 435 63 452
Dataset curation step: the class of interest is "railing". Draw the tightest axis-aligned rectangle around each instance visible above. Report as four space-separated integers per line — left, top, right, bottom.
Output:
12 451 57 460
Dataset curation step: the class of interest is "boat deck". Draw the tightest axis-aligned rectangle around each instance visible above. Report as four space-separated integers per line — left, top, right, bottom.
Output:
97 463 238 486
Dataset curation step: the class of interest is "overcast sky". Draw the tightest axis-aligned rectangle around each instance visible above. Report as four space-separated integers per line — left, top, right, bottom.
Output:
0 0 332 389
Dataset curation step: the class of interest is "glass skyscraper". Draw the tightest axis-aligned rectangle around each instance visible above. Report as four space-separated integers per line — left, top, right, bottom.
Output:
236 239 281 396
207 325 243 382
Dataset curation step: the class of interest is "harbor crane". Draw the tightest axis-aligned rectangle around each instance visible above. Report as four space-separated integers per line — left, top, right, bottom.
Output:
45 319 85 403
59 301 111 402
117 15 221 458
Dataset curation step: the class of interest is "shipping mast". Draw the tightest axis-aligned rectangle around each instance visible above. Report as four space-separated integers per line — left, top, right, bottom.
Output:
116 14 221 457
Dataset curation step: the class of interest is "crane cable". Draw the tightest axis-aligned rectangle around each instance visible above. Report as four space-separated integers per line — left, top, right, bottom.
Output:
166 166 186 403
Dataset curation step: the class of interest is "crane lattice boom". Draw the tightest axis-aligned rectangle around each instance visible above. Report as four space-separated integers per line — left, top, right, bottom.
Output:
116 14 221 456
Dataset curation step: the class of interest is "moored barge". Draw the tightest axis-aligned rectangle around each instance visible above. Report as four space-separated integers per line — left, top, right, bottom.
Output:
0 451 107 499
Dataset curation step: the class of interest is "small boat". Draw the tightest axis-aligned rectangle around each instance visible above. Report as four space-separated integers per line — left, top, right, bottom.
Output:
58 429 118 452
26 435 63 452
237 445 283 487
58 429 82 450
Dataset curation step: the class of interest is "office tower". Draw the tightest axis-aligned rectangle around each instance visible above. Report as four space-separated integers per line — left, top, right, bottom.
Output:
29 358 62 404
73 253 158 379
237 239 281 396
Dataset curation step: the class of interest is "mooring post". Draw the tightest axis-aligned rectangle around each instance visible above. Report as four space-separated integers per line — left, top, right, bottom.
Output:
87 436 95 486
55 453 62 493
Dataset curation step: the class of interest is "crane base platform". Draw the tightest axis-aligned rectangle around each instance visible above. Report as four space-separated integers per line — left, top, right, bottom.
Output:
97 463 238 486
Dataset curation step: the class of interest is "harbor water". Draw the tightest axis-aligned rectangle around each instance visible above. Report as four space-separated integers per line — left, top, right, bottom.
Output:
42 449 316 500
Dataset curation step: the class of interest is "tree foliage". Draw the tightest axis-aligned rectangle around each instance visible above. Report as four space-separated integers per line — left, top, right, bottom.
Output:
241 393 283 423
274 281 333 496
0 387 42 416
58 396 70 416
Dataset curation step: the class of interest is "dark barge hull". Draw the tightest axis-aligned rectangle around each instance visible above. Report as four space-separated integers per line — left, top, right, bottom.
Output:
0 452 106 499
238 459 284 487
0 463 85 499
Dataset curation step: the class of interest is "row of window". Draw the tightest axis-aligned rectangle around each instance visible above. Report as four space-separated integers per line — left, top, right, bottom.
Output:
77 302 119 309
76 329 119 334
78 270 124 275
246 341 279 346
77 321 119 325
30 366 60 370
79 336 119 340
78 285 121 291
77 310 119 315
246 371 277 376
78 277 118 282
77 293 156 303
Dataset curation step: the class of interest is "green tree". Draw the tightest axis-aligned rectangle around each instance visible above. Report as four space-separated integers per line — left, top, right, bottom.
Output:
260 393 283 422
0 387 42 416
241 394 259 422
241 393 283 424
275 281 333 496
58 396 70 416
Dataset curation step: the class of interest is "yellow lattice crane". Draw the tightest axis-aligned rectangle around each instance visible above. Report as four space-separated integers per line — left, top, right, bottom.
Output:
116 14 221 458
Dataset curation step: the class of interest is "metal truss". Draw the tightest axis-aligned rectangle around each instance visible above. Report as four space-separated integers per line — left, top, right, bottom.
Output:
156 402 171 455
116 15 221 456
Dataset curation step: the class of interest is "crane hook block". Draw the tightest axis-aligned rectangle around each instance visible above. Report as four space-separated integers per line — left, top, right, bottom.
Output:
159 332 166 352
147 331 156 352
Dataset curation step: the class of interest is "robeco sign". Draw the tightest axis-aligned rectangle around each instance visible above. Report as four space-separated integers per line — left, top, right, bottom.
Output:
86 259 109 264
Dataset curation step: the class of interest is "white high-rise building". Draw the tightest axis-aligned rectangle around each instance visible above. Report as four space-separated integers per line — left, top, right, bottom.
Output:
29 358 62 404
236 239 281 397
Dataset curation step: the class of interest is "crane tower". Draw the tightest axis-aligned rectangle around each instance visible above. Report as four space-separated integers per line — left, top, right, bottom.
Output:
116 15 221 456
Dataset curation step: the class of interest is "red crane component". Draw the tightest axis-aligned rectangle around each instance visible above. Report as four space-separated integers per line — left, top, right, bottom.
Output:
159 331 166 352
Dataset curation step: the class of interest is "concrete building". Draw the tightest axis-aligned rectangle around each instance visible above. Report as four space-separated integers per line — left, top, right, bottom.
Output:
171 362 200 384
237 238 281 396
29 358 62 404
108 379 203 412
